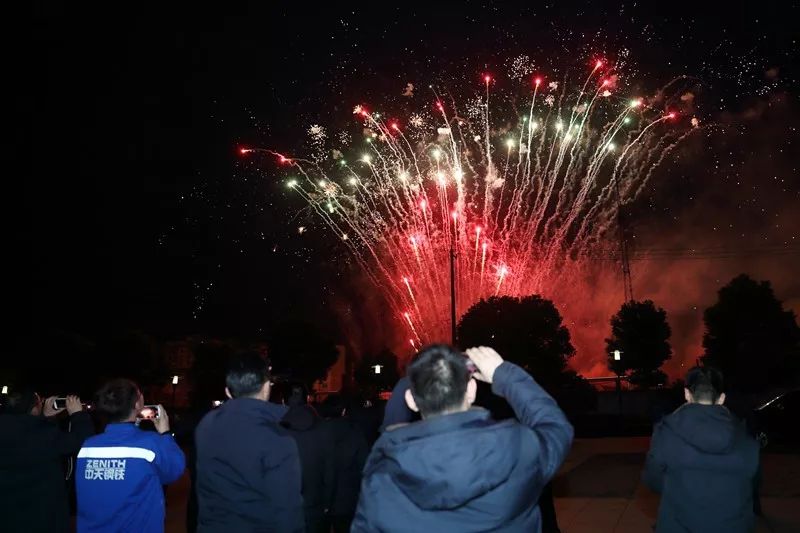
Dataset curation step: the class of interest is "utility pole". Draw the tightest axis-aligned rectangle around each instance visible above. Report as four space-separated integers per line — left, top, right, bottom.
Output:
613 178 634 302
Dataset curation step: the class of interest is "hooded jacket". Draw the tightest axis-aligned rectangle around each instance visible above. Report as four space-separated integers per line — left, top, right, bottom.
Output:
643 402 759 533
281 404 334 531
0 411 94 533
195 398 304 533
352 362 573 532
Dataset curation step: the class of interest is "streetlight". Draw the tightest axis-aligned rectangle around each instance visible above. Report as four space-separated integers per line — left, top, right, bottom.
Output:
371 365 383 375
171 376 179 408
610 351 623 415
1 385 7 394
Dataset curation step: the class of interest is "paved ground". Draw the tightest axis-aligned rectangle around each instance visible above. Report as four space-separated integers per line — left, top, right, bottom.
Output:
165 437 800 532
551 438 800 533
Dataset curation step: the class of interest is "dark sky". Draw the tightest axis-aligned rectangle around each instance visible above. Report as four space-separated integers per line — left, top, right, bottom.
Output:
22 2 799 363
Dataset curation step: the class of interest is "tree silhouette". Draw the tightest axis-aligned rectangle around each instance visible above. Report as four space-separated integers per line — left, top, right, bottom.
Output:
268 321 339 388
457 295 574 386
703 274 800 392
606 300 672 388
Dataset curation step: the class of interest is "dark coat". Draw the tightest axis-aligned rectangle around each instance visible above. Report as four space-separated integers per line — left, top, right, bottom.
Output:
195 398 304 533
352 362 573 532
281 405 334 532
325 416 369 518
643 403 760 533
0 412 94 533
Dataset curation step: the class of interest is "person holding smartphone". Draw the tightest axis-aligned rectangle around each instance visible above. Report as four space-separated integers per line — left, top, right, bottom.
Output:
0 389 93 533
352 345 573 532
75 379 185 533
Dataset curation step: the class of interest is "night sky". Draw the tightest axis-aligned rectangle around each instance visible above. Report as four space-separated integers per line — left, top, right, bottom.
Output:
23 2 799 373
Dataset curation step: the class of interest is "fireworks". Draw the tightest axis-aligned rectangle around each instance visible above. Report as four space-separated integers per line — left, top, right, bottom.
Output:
251 59 698 348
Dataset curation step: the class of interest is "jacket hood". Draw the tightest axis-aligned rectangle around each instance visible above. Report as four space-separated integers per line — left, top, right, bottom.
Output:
663 403 740 454
281 404 319 431
371 408 519 510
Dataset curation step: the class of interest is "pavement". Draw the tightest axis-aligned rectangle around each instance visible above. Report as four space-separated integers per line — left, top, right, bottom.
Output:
551 437 800 533
165 437 800 532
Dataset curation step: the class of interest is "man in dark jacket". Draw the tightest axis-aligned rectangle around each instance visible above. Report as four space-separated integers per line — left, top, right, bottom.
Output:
281 385 334 533
319 395 370 533
353 345 573 532
643 366 760 532
0 389 94 533
195 352 304 532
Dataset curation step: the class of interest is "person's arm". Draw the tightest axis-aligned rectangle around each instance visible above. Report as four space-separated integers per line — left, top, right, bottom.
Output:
44 396 95 456
152 405 186 484
642 422 668 493
268 436 305 533
467 347 574 482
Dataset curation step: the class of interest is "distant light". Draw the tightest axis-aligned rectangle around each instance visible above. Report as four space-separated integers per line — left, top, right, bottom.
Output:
342 233 348 240
613 350 622 361
506 139 515 148
172 375 179 385
372 364 383 374
1 385 7 394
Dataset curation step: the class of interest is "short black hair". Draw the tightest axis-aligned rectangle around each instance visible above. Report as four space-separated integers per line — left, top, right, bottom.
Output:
686 366 724 403
1 387 38 414
95 379 140 423
407 344 469 417
226 351 271 398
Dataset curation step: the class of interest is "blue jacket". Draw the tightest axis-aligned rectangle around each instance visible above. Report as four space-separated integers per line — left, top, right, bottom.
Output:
76 423 186 533
643 403 759 533
353 362 573 532
194 398 304 533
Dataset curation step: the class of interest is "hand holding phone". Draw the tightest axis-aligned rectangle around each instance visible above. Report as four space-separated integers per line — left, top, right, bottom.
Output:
43 396 64 417
153 405 170 434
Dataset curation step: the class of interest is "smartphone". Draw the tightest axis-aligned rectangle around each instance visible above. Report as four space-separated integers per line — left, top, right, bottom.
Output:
212 400 225 408
53 397 67 410
137 405 160 420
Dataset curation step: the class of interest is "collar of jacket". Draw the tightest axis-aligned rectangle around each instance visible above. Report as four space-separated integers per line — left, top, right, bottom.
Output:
383 407 492 442
224 397 288 421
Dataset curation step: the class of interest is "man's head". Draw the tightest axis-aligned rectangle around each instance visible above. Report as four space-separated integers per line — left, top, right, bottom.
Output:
405 344 477 418
0 387 40 415
225 351 272 401
287 384 308 407
95 379 143 423
685 366 725 405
